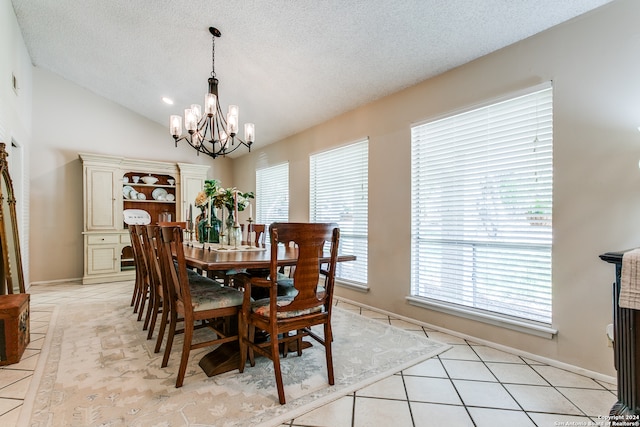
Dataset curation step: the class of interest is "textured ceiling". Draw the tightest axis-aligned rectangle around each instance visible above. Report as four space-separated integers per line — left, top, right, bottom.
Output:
11 0 612 154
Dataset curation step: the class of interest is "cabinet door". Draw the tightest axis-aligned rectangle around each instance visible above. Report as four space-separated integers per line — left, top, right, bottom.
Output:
86 167 119 230
178 164 209 221
86 245 119 275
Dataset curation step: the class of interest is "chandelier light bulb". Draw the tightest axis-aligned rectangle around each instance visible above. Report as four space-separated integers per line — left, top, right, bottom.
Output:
244 123 255 143
227 110 239 136
184 108 197 132
170 115 182 137
205 93 217 116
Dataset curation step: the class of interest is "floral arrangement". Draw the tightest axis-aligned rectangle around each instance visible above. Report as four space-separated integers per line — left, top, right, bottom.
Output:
194 179 254 213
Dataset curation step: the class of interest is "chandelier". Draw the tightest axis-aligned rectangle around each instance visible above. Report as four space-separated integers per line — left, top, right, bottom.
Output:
169 27 254 158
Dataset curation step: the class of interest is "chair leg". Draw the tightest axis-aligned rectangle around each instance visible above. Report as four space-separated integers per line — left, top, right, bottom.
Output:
162 309 177 368
296 329 303 357
176 317 194 388
131 279 139 308
248 325 256 367
271 334 286 404
133 280 143 313
238 313 246 373
154 300 169 353
143 287 154 331
137 282 149 321
147 295 161 340
324 322 334 385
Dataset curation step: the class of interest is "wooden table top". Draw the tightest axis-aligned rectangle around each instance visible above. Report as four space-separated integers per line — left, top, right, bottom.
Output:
181 243 356 271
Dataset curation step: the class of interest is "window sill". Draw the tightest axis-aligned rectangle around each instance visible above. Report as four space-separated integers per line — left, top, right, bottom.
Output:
336 279 369 293
405 296 557 339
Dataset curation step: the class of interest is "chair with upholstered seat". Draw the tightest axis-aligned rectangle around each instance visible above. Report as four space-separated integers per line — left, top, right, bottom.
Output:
239 222 340 404
156 225 244 387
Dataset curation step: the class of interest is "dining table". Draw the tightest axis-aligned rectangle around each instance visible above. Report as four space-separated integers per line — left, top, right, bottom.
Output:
180 241 356 377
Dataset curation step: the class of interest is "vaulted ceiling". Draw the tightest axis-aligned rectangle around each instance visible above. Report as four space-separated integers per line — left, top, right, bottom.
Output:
11 0 612 153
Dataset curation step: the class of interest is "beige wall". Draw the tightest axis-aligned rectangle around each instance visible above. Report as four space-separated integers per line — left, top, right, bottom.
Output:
9 0 639 376
29 68 234 283
233 0 640 376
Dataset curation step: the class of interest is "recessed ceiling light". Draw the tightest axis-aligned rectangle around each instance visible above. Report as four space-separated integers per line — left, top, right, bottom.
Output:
162 97 174 105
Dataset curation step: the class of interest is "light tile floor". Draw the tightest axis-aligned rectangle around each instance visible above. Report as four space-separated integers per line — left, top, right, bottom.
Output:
0 281 618 427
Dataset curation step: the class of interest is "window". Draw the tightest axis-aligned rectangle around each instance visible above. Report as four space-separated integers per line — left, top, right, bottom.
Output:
410 83 553 328
256 163 289 232
310 140 368 287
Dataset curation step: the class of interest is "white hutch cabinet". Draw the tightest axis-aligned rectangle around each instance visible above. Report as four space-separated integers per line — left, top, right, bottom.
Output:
80 153 209 284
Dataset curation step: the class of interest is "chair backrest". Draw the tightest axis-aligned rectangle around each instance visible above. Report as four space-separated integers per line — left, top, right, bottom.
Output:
156 225 192 314
130 225 148 280
269 222 340 313
142 225 163 298
249 223 266 245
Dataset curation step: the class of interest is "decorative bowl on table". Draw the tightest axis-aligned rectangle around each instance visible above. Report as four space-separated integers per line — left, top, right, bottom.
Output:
141 175 158 185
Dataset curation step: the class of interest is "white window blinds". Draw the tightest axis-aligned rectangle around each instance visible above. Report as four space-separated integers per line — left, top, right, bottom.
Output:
410 84 553 325
310 140 368 285
256 163 289 231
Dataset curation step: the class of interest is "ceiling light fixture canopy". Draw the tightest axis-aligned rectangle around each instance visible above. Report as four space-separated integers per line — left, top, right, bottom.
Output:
169 27 254 158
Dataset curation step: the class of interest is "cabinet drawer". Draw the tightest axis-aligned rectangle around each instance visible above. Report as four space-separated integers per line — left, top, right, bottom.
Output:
87 235 120 245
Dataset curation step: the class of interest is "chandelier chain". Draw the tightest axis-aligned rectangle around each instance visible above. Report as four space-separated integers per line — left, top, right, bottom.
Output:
211 33 216 78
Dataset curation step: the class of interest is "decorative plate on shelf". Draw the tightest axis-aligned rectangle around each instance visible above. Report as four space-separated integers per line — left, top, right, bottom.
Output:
123 209 151 225
151 188 168 201
123 185 134 199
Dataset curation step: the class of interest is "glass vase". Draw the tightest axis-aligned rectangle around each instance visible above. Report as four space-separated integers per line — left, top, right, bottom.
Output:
224 207 242 246
197 208 221 243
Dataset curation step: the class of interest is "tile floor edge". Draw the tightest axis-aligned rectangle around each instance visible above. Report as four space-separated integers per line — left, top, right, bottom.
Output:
334 296 616 385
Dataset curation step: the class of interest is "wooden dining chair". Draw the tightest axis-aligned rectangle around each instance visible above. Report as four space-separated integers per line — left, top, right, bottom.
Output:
145 224 220 353
239 222 340 404
156 225 244 387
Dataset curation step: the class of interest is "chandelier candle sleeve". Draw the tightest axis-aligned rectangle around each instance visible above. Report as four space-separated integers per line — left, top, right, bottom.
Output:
170 115 182 137
205 93 217 116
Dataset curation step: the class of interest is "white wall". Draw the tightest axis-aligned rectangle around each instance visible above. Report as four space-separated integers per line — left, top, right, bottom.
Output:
1 0 32 288
29 68 233 283
233 0 640 376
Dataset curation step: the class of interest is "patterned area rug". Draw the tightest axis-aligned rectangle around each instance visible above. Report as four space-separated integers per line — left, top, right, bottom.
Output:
21 297 450 427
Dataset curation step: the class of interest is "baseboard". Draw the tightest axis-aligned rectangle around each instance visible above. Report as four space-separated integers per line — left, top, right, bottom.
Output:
29 277 83 287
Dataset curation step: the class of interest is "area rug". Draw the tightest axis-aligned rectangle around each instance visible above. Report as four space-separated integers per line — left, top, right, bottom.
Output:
21 297 450 427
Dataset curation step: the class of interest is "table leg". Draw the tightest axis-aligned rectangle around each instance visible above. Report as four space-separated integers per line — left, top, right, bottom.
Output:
199 342 241 376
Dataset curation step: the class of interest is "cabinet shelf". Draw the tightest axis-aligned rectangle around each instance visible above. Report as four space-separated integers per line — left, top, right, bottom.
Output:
123 183 176 188
123 199 176 204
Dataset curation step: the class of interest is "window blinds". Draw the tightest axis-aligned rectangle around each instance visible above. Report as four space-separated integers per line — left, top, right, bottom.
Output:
410 84 553 324
310 140 368 285
256 163 289 232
